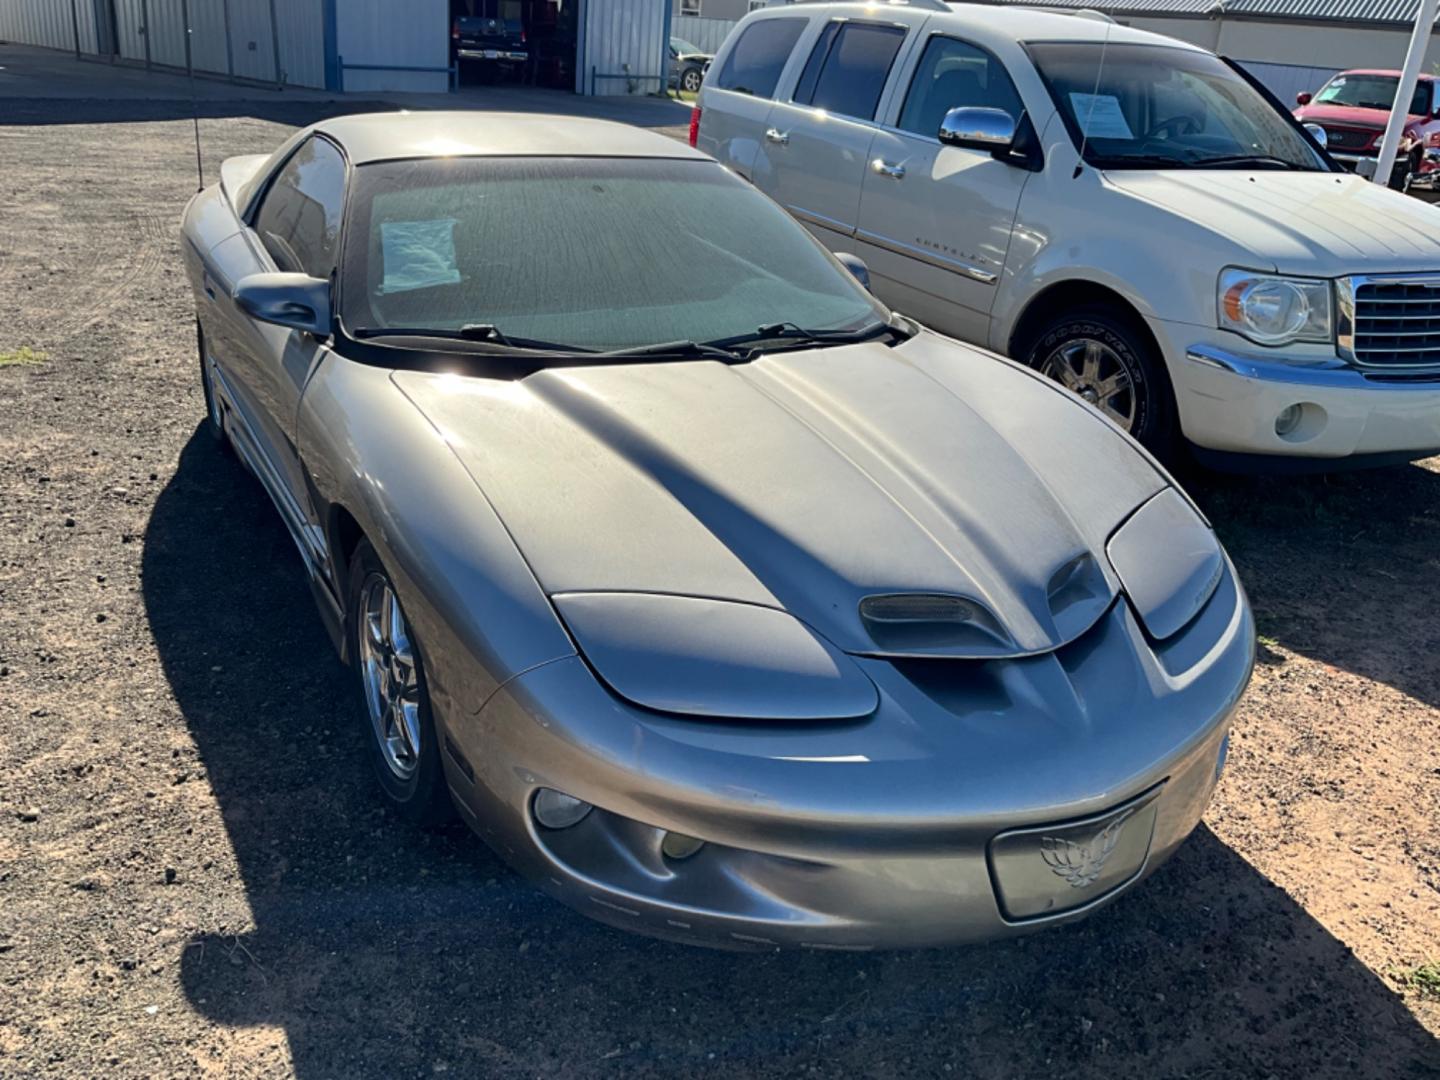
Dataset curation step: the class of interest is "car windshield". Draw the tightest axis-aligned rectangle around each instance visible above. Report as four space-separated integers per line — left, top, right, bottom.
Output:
339 156 887 354
1314 72 1430 115
1028 42 1325 171
672 37 702 54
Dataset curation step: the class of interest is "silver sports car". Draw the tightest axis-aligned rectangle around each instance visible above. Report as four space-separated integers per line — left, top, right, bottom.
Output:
180 111 1254 949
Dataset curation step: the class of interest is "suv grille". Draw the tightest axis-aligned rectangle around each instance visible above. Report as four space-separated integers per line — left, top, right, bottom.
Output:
1342 276 1440 369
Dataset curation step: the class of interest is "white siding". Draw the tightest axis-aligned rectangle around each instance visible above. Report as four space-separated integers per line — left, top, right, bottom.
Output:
0 0 89 52
582 0 668 95
672 13 738 53
0 0 326 87
336 0 448 93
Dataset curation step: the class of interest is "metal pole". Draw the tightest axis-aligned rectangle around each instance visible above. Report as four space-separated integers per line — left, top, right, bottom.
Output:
141 0 152 70
1372 0 1439 186
70 0 82 59
222 0 234 77
268 0 283 89
180 0 193 77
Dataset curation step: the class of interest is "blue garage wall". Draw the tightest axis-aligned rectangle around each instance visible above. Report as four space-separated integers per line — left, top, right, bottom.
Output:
336 0 449 93
580 0 669 95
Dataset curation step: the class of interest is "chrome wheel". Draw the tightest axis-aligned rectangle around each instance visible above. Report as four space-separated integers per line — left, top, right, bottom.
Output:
358 573 422 781
682 68 702 93
1040 338 1138 431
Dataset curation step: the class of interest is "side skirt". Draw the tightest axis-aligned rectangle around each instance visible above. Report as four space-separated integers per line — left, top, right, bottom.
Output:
209 361 347 656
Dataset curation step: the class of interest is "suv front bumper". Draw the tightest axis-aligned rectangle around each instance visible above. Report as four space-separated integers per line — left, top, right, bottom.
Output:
1148 320 1440 463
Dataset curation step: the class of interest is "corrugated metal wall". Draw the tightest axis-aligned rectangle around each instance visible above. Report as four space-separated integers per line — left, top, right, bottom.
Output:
582 0 668 95
0 0 97 52
336 0 448 93
0 0 326 87
671 14 737 53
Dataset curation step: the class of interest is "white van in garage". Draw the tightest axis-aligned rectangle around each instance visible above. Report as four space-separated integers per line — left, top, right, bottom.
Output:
693 0 1440 468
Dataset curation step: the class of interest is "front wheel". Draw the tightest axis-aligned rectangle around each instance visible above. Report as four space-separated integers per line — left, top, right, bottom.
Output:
347 539 453 826
1023 306 1177 460
681 67 702 93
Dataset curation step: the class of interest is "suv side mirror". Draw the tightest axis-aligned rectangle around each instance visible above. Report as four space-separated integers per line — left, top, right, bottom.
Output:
1302 122 1327 150
233 272 332 336
939 107 1017 154
1296 91 1312 106
834 252 871 291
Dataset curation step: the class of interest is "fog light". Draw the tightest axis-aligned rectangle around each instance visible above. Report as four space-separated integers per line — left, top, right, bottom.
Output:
1275 404 1303 437
661 832 704 860
532 788 592 829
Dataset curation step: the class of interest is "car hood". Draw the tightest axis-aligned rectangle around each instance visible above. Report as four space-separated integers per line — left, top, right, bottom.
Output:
392 336 1167 658
1106 169 1440 275
1295 102 1421 131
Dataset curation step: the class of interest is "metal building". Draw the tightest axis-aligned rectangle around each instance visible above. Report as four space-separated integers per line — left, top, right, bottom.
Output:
0 0 672 95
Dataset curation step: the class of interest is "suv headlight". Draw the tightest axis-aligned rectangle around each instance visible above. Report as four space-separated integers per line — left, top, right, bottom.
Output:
1218 269 1333 347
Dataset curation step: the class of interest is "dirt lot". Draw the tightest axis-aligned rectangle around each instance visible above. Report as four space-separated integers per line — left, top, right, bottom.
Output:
1 93 1439 1080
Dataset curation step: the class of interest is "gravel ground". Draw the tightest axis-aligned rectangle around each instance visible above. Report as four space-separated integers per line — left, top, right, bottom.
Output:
1 97 1439 1080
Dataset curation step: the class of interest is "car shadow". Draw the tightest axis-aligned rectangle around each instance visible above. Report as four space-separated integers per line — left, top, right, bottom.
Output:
143 430 1439 1078
1189 459 1440 709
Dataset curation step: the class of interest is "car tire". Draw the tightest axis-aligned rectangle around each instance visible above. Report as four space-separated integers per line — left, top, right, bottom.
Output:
197 322 228 450
346 538 453 827
1023 306 1178 461
682 67 702 93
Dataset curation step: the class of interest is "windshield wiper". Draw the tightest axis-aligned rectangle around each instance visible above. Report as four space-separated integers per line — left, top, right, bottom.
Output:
1192 154 1303 170
1087 153 1195 169
594 339 749 362
708 319 909 354
351 324 589 352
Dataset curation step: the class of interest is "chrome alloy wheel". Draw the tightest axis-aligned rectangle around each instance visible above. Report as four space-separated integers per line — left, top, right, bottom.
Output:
358 574 423 781
1040 338 1138 431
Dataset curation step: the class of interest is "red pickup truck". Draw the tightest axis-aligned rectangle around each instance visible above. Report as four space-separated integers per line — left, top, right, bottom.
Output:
1294 69 1440 193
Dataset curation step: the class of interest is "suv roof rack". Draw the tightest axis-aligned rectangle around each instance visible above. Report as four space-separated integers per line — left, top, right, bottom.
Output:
789 0 953 10
1069 8 1118 22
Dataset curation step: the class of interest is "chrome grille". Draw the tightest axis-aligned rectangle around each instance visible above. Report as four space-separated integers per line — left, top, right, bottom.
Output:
1341 275 1440 369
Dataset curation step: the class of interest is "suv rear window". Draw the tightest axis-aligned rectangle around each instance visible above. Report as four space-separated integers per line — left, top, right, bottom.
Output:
714 18 805 99
793 22 906 121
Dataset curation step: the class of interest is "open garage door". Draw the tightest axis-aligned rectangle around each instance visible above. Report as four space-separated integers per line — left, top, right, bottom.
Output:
451 0 577 90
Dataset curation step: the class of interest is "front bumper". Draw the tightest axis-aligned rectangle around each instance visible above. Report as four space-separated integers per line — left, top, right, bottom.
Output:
439 566 1253 949
1150 321 1440 461
458 48 528 62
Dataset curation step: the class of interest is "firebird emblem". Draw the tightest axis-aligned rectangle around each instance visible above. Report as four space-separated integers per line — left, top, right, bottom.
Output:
1040 810 1134 888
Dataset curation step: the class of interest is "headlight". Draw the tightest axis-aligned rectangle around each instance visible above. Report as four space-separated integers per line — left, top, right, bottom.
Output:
552 592 877 720
1107 489 1224 641
1218 269 1332 347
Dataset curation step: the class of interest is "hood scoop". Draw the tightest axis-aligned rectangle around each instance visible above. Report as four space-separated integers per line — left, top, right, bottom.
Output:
859 593 1015 656
857 552 1112 659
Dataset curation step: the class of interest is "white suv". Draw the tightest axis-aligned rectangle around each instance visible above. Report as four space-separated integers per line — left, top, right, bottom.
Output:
695 0 1440 468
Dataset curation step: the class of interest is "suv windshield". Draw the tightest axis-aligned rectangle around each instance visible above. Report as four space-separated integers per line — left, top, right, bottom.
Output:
1029 42 1326 171
340 156 887 353
1315 72 1431 115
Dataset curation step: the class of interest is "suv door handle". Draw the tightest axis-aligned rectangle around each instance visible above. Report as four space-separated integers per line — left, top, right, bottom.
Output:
765 128 789 146
870 158 906 179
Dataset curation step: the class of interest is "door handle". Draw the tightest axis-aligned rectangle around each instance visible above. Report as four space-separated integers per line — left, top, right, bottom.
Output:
765 128 789 146
871 158 906 179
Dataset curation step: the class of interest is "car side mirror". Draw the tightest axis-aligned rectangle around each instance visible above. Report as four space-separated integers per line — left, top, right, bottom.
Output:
1296 91 1312 106
938 106 1017 154
835 252 871 292
233 272 332 336
1302 122 1327 150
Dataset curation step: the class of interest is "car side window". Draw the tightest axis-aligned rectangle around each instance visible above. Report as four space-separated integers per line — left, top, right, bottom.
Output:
252 136 347 279
713 17 805 99
898 36 1024 139
793 22 906 122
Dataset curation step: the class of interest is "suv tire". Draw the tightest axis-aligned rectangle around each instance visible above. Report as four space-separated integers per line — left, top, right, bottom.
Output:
1023 306 1178 461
